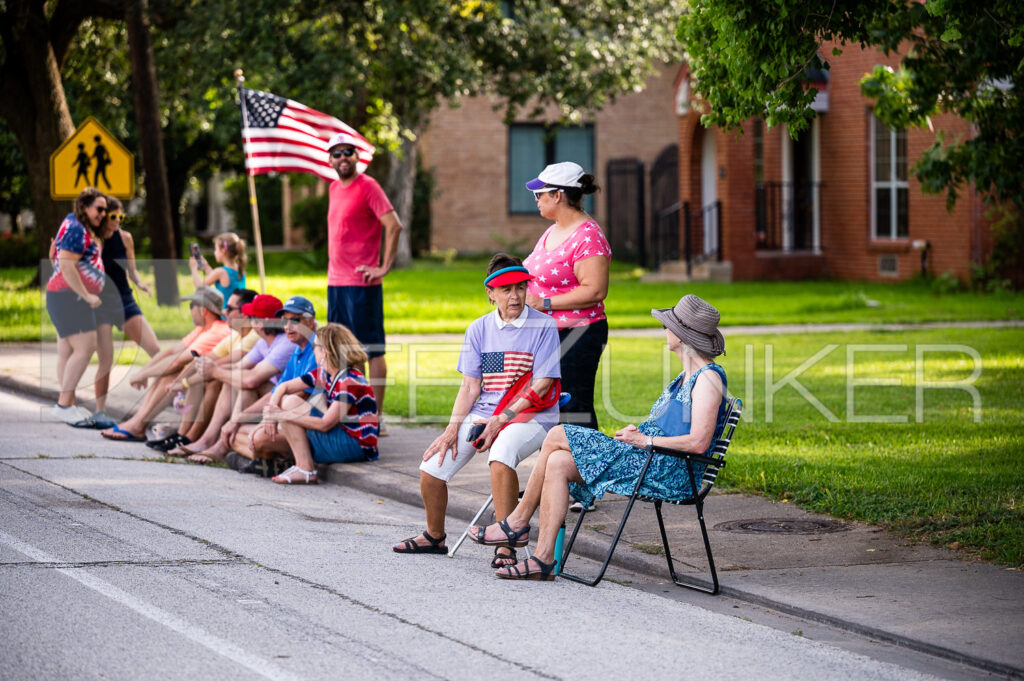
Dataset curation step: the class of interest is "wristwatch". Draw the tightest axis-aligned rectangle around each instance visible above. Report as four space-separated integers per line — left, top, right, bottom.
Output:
543 297 552 311
645 435 654 450
501 408 517 422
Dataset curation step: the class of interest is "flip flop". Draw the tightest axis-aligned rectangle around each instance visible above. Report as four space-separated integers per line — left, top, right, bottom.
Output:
101 426 146 442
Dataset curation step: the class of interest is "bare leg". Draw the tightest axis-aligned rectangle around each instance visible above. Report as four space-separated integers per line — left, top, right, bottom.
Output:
59 330 97 408
276 395 314 469
55 336 71 397
490 461 519 521
114 375 174 436
122 314 161 357
421 471 448 542
94 323 114 412
530 449 584 563
369 354 386 421
184 380 222 441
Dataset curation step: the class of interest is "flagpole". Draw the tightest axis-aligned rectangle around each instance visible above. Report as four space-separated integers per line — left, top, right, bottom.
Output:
234 68 267 293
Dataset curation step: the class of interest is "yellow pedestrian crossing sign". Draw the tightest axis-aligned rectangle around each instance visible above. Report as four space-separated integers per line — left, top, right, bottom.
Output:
50 117 135 200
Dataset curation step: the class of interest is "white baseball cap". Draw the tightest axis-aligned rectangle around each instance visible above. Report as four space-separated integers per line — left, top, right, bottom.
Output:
525 162 585 190
327 132 361 150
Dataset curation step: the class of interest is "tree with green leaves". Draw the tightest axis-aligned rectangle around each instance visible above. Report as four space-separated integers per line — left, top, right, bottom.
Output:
677 0 1024 280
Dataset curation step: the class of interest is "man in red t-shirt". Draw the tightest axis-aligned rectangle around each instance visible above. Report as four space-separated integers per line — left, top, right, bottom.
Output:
325 132 403 433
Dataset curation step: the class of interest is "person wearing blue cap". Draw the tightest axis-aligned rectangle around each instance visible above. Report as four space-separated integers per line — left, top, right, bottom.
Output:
220 295 321 466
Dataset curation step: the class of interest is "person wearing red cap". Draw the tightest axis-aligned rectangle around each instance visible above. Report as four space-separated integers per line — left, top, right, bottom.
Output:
176 294 299 464
325 132 403 435
393 254 561 567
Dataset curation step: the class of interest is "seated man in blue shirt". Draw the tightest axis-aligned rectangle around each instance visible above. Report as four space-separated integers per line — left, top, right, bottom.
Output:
222 296 318 462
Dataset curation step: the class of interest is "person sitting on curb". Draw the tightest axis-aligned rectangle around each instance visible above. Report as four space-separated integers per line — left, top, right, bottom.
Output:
162 288 259 455
210 296 318 467
150 293 294 456
469 294 729 581
392 254 561 567
100 287 230 443
260 323 378 484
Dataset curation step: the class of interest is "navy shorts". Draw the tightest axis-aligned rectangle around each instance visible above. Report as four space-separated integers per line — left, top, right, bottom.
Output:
307 407 367 463
327 285 385 358
46 289 97 338
94 292 142 330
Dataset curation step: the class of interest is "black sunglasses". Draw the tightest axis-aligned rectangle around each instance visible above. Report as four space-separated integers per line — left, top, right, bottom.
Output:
330 147 357 159
93 205 107 214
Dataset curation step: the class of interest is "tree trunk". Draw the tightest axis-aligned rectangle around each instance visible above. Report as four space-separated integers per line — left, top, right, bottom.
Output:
0 4 76 275
126 0 179 305
381 133 418 268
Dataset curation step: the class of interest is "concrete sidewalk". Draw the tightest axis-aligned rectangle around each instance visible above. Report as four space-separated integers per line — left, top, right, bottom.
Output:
2 340 1022 678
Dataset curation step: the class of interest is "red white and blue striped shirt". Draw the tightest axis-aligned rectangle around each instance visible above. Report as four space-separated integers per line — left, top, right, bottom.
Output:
301 366 378 460
47 214 105 295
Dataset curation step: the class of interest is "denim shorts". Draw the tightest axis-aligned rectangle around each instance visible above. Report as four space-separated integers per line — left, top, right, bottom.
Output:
327 285 385 358
94 292 142 330
307 407 367 463
46 289 97 338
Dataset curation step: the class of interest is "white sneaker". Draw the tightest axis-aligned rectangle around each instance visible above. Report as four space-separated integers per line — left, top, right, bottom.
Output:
377 416 389 437
51 404 90 425
569 500 596 513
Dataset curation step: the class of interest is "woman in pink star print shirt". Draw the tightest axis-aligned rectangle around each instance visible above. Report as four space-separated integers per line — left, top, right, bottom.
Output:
522 162 611 431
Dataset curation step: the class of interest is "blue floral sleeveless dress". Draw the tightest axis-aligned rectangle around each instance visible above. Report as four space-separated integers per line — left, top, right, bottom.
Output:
565 363 727 506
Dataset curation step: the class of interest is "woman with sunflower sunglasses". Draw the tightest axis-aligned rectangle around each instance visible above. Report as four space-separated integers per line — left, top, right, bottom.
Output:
79 196 161 428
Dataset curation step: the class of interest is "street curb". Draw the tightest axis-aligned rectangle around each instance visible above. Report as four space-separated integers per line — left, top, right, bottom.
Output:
3 374 1019 678
324 460 1022 679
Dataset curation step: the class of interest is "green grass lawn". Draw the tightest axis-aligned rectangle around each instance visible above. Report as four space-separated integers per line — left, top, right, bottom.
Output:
382 327 1024 567
8 254 1024 342
9 256 1024 566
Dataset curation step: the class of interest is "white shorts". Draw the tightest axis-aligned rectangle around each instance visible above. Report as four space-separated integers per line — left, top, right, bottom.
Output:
419 413 548 483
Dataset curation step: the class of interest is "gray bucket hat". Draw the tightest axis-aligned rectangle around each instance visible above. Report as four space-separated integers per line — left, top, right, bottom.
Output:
180 286 224 317
651 294 725 357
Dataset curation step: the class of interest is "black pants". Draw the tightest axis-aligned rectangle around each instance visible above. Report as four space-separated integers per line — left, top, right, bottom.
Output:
557 320 608 431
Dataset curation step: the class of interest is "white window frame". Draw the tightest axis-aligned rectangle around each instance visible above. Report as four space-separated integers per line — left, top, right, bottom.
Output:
870 112 909 239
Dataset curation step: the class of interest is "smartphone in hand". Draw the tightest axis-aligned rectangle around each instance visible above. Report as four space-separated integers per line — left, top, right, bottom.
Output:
467 423 485 444
190 242 200 261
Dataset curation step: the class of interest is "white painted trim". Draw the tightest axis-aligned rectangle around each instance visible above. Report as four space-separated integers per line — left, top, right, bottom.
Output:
781 124 793 252
811 116 822 254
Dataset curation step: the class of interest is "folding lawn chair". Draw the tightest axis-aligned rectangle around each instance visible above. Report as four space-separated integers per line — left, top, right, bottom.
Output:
558 397 742 594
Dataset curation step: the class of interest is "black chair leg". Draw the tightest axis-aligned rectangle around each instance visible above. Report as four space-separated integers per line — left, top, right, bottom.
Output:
559 492 643 587
655 499 719 595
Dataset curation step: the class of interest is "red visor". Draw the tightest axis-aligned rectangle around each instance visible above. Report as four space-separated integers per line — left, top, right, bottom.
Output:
484 266 534 287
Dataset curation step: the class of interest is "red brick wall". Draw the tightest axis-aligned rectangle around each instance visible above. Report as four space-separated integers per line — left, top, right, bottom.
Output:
680 40 990 282
421 63 682 254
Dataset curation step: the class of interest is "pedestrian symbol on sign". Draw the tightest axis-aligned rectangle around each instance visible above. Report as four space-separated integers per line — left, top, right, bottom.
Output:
73 143 91 187
92 135 112 189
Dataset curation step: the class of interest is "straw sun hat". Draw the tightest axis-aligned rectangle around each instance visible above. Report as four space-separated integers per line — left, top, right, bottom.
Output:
651 294 725 357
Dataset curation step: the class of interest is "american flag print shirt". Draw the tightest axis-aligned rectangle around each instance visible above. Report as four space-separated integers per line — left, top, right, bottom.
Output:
46 214 105 295
523 219 611 330
300 366 379 460
480 350 534 392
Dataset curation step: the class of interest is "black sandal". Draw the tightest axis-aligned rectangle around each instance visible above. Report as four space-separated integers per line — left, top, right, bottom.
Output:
490 546 517 568
469 519 531 548
393 530 447 554
146 433 191 452
495 555 557 581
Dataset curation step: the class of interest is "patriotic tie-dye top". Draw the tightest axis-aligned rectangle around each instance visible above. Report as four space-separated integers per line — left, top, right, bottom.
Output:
47 214 105 295
300 366 378 460
456 306 561 428
523 219 611 330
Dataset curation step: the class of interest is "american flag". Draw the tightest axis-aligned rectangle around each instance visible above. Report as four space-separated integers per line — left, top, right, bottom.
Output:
481 351 534 392
240 87 374 182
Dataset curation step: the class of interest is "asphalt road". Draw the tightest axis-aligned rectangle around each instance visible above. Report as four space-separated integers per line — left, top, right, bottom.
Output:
0 388 956 681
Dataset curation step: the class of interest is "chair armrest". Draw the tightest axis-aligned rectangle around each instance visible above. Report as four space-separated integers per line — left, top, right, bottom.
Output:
650 444 723 468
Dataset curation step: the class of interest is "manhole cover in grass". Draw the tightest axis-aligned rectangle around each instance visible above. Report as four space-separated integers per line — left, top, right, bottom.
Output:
714 518 849 534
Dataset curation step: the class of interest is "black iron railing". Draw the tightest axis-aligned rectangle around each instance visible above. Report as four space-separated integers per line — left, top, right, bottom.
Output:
755 181 821 251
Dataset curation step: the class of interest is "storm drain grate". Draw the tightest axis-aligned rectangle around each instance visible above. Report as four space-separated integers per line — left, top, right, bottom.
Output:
714 518 850 534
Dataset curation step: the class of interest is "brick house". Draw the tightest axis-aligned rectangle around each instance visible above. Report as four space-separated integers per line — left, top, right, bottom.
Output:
418 62 681 262
669 41 991 282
